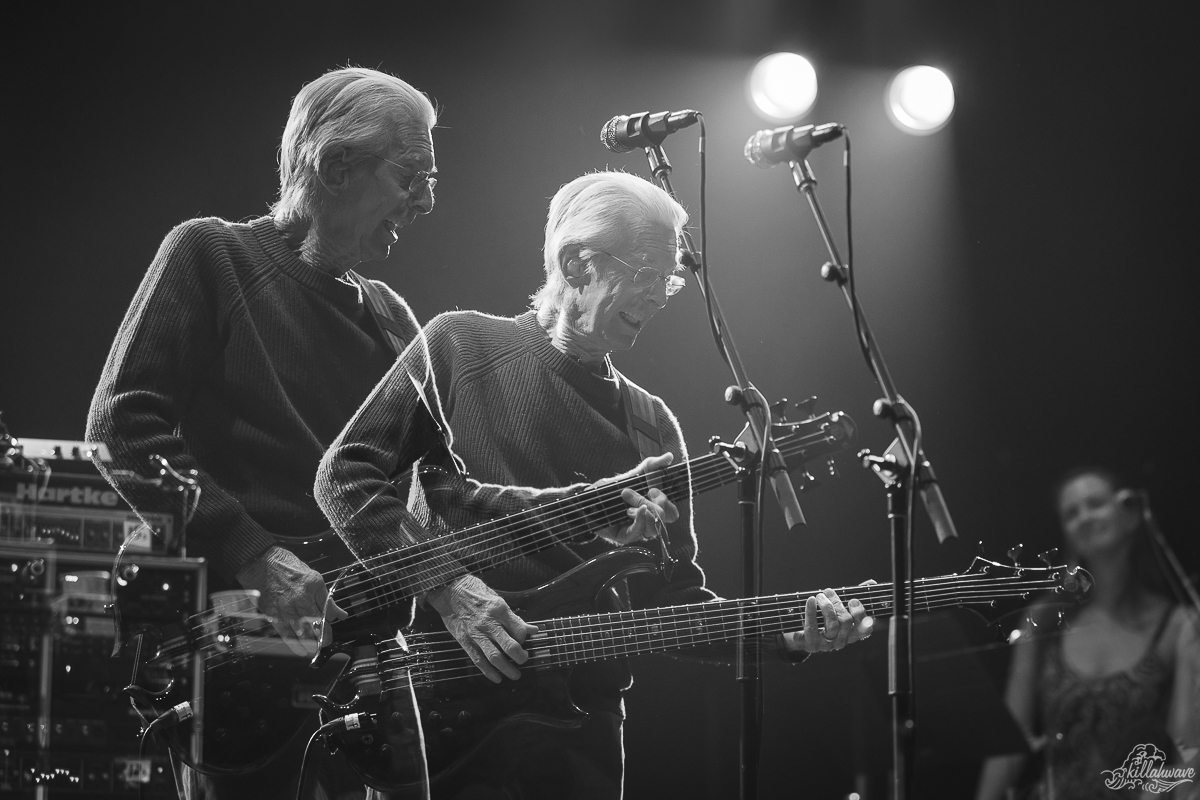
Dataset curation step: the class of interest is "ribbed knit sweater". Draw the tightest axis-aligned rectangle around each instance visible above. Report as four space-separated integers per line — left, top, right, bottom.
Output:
86 216 417 582
316 309 714 603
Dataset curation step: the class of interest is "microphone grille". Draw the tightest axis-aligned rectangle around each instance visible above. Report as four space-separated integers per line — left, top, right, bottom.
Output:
601 116 634 154
744 130 772 168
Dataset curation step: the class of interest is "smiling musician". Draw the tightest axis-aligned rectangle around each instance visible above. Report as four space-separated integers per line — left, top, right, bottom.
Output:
316 171 874 799
86 67 443 800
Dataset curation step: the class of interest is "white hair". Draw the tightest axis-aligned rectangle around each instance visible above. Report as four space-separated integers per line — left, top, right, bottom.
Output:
272 67 437 224
531 171 688 314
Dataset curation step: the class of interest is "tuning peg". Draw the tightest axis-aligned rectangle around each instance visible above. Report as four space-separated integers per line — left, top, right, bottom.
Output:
794 396 818 420
1038 548 1059 567
977 540 987 557
796 469 819 492
1007 544 1024 566
770 398 790 422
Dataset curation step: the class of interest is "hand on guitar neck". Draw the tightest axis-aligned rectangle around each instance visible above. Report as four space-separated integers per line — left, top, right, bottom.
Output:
235 545 349 656
780 582 877 654
425 453 682 683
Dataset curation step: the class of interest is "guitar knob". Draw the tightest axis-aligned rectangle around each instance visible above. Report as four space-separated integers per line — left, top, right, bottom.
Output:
458 711 471 724
428 711 442 724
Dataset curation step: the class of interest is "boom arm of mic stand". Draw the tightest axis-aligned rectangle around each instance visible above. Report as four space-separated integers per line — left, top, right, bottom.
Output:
644 144 805 528
790 158 958 543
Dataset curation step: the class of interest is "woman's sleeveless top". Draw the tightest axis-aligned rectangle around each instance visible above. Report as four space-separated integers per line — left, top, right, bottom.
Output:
1035 606 1176 799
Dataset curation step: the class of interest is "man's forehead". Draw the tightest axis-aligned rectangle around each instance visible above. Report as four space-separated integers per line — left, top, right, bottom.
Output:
633 234 682 264
392 131 435 167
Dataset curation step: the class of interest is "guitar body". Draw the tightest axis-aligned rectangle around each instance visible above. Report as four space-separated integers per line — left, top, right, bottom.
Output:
115 530 392 775
322 548 662 796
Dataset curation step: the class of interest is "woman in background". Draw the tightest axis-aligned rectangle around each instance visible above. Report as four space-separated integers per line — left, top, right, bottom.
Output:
976 467 1198 800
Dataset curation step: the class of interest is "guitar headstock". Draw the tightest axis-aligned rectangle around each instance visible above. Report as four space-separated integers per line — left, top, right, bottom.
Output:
957 557 1093 625
733 408 856 468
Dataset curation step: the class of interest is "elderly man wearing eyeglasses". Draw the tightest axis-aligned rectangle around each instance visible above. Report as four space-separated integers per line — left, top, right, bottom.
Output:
87 66 440 799
316 171 872 799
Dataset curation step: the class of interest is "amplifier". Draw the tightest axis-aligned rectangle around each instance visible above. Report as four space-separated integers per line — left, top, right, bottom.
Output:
0 544 205 798
0 471 178 557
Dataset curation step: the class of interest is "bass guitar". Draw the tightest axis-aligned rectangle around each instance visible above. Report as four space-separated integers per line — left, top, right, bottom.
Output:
317 548 1093 795
113 409 855 774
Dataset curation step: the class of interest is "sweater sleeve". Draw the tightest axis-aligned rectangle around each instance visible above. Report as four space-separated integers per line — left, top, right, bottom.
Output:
85 219 277 580
315 314 572 591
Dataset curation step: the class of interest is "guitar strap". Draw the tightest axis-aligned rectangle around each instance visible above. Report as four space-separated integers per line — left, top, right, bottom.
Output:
616 370 675 584
618 372 663 460
351 271 413 358
351 272 467 478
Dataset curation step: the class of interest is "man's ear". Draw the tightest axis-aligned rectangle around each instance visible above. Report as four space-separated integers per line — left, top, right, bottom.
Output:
317 146 353 196
560 245 589 287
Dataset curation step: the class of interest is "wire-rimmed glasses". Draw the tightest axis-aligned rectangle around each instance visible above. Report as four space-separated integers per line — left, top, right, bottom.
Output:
601 251 686 297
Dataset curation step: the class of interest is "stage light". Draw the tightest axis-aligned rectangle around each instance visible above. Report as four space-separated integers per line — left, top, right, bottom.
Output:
887 66 955 135
748 53 818 121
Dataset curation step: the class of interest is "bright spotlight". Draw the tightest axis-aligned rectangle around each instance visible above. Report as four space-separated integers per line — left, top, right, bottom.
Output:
748 53 818 122
887 66 955 135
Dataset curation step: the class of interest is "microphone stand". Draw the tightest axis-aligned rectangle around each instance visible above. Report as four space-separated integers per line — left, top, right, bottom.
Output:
786 157 960 800
639 142 804 800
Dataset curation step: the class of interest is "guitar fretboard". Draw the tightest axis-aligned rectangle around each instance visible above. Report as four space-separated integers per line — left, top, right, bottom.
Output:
377 569 1070 691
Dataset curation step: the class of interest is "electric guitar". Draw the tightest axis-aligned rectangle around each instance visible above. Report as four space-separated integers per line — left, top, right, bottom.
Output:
316 549 1093 795
113 410 855 775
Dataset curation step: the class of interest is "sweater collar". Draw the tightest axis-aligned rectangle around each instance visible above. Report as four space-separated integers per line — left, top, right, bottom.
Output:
516 311 618 384
249 217 361 299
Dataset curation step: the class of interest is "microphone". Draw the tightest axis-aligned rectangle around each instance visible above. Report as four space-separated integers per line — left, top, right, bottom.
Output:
744 123 844 168
601 110 700 153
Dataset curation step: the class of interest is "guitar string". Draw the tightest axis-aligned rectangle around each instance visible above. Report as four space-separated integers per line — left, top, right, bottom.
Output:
328 421 842 580
374 582 1062 688
177 575 1064 666
312 428 857 618
379 577 1061 658
377 589 1053 688
170 429 835 639
185 571 1072 664
372 577 1060 665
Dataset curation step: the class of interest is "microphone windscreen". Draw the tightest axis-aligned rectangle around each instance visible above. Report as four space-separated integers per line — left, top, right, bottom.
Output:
600 117 634 154
743 130 773 168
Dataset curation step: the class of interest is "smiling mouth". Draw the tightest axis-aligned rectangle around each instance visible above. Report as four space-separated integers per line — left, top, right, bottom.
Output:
619 312 643 329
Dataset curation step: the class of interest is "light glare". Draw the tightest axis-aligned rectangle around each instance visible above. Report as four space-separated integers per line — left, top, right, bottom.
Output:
887 66 955 135
749 53 818 122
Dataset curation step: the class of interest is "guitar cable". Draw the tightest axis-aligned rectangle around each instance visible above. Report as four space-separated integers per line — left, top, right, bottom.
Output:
294 713 378 800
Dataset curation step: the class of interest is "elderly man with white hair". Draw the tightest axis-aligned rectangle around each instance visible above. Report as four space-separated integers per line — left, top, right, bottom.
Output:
316 171 873 798
87 66 442 799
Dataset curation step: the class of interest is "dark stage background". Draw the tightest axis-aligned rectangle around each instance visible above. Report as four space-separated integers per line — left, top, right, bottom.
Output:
3 3 1196 798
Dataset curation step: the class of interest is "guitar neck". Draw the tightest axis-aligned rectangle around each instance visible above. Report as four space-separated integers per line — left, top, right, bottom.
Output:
369 421 844 599
383 570 1064 687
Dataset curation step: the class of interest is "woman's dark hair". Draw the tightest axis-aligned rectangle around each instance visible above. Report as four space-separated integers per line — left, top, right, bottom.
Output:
1053 465 1172 599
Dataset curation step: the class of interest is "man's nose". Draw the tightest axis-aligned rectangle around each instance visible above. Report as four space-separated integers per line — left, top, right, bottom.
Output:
644 277 668 308
411 188 434 215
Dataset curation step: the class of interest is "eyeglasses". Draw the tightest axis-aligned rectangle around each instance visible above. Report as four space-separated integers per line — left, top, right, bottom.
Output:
371 154 438 196
601 251 686 297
